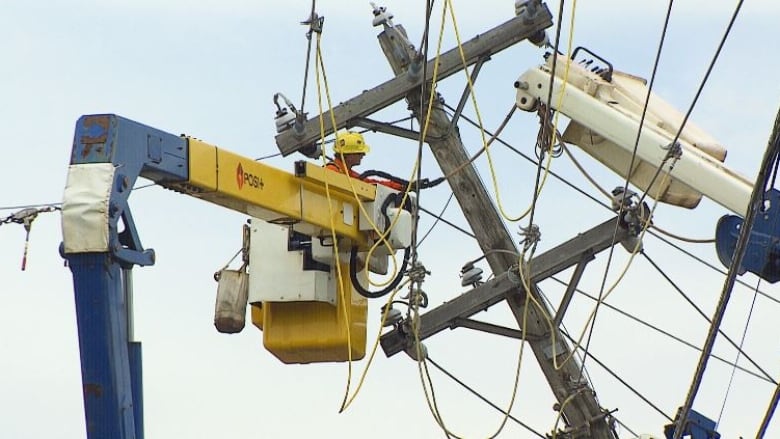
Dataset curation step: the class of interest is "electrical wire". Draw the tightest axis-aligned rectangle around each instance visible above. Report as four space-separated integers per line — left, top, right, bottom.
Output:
649 229 780 306
418 204 475 239
447 0 553 225
561 142 612 199
449 102 779 311
443 103 612 211
417 192 454 247
548 275 773 384
540 165 676 374
426 356 547 439
757 368 780 437
530 0 578 246
561 139 716 244
0 182 158 213
0 203 61 213
407 3 459 437
340 278 411 411
649 223 715 244
299 0 317 115
676 87 775 434
444 2 543 436
254 152 282 161
579 0 677 381
440 104 517 182
559 327 675 423
642 252 777 384
716 279 761 427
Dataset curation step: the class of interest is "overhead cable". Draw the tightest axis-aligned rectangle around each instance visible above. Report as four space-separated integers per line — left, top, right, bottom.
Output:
580 0 677 379
716 279 761 426
642 251 776 384
426 356 547 439
549 275 773 384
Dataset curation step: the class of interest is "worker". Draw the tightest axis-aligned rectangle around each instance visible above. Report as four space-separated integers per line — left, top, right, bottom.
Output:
325 131 405 191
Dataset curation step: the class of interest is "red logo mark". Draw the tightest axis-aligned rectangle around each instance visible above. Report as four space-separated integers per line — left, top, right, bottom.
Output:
236 163 245 189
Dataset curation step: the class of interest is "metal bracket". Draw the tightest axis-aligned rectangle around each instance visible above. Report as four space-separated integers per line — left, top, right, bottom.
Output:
664 408 721 439
553 251 593 326
449 56 488 131
450 317 534 341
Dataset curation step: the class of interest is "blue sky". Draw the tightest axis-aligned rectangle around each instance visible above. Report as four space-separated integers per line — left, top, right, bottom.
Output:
2 1 780 438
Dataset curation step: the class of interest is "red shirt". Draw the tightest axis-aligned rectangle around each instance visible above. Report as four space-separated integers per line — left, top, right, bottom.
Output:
325 160 404 191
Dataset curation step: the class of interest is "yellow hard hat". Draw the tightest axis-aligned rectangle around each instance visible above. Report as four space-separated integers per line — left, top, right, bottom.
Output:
334 131 370 155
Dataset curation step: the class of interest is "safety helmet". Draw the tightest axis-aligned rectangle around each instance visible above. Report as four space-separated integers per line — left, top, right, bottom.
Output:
334 131 370 155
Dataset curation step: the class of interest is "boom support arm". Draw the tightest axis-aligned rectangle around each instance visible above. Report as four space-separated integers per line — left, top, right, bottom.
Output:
61 114 379 439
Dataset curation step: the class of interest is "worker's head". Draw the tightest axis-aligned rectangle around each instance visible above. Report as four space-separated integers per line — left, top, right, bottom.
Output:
334 131 369 168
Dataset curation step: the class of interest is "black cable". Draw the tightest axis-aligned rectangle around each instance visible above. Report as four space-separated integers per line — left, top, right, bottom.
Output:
717 279 761 426
254 152 282 161
580 0 677 381
447 103 780 310
442 103 613 211
0 202 63 212
426 357 547 439
558 329 675 423
648 229 780 306
299 0 317 115
418 192 454 247
548 275 772 384
418 205 475 239
349 195 411 299
642 251 776 384
349 245 409 299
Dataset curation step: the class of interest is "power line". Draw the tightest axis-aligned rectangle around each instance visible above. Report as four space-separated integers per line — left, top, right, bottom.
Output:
648 229 779 306
446 104 780 307
0 202 62 212
558 328 674 424
642 251 776 385
581 0 677 380
0 182 158 213
417 204 475 240
548 275 773 384
442 103 612 211
426 356 547 439
418 192 455 247
717 279 761 426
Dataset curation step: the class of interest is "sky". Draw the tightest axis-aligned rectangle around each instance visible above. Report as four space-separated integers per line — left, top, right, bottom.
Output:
2 1 780 438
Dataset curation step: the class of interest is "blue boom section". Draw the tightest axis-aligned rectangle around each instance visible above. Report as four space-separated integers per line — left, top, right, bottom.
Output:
63 115 189 439
69 254 136 437
716 189 780 283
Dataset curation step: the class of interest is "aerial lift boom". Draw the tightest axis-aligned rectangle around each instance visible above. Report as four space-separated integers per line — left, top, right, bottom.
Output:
60 2 777 438
60 114 407 438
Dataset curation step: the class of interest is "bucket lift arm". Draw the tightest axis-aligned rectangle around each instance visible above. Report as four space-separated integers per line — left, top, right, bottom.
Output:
515 52 779 283
60 114 383 439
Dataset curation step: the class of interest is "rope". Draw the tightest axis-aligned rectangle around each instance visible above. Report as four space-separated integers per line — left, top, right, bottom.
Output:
313 29 355 413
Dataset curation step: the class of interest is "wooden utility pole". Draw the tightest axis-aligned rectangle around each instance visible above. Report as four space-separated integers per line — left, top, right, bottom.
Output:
375 14 619 439
274 3 620 437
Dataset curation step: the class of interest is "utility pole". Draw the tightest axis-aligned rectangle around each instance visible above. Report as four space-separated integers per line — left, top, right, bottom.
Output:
274 3 620 437
374 11 619 439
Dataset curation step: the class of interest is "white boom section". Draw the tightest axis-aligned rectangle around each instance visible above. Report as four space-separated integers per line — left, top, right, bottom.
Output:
515 55 754 216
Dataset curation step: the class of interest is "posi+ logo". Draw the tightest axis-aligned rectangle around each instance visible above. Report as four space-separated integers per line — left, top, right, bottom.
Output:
236 163 264 190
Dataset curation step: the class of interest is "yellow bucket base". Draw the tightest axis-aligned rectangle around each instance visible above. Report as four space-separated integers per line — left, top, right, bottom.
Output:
250 263 367 364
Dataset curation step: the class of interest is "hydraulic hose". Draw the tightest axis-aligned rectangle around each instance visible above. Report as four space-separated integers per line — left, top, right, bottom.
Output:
350 245 410 299
349 192 411 299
